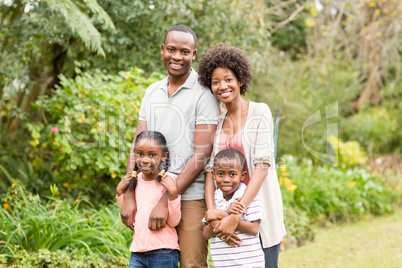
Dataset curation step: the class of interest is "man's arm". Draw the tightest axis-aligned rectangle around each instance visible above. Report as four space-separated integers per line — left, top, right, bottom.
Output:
176 124 217 194
120 120 147 231
148 123 217 231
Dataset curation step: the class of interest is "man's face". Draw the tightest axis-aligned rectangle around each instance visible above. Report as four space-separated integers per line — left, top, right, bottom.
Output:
161 31 196 78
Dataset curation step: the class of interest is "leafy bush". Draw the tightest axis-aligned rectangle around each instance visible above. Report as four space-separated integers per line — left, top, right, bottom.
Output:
279 155 396 225
252 52 363 158
24 67 164 203
0 181 132 265
341 107 400 154
282 207 314 246
327 136 368 168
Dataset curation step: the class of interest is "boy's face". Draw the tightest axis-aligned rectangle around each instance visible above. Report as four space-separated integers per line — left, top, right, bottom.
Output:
161 31 196 78
213 157 246 201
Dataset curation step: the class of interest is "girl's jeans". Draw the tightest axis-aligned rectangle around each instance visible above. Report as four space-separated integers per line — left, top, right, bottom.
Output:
129 249 179 268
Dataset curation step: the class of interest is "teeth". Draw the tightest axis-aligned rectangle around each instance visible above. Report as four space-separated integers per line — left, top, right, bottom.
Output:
171 64 181 67
220 91 231 97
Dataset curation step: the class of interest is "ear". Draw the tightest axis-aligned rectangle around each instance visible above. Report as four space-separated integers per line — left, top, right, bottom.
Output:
238 81 243 87
161 151 168 162
241 171 247 182
161 44 165 57
192 49 197 60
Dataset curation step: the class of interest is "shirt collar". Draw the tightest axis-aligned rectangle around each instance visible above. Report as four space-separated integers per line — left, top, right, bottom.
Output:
159 68 198 93
215 182 247 202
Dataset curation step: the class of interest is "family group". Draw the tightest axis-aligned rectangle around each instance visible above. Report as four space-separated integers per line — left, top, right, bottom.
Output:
115 25 286 268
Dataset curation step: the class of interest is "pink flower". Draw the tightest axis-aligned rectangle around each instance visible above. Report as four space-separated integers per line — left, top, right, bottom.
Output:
221 107 226 114
51 127 59 133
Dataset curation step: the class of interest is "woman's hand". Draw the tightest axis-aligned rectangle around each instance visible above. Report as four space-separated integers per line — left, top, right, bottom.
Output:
226 198 245 215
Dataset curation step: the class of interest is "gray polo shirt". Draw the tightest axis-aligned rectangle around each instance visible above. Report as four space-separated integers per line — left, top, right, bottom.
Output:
139 69 220 200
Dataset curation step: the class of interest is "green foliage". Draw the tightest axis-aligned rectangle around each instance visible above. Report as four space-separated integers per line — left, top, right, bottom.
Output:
46 0 115 56
252 52 363 158
283 207 315 246
0 182 132 265
341 107 401 154
279 156 396 225
0 155 56 197
27 67 163 202
327 136 368 168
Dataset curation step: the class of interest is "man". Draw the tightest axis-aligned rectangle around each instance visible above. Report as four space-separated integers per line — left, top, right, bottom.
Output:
120 25 220 267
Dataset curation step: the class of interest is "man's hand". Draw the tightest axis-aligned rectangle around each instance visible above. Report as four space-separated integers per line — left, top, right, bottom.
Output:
121 189 137 232
205 209 228 223
210 219 242 247
148 196 169 231
213 214 241 242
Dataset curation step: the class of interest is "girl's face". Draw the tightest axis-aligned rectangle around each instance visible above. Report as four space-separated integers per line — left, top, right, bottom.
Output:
211 67 243 105
134 138 168 181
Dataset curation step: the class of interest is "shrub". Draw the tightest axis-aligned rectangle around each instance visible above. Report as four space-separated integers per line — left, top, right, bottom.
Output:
279 155 396 225
341 107 400 154
25 67 164 203
327 136 368 168
0 181 132 265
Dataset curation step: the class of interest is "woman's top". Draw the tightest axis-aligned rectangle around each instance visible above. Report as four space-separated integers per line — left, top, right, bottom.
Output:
219 128 250 185
206 101 286 248
117 172 181 252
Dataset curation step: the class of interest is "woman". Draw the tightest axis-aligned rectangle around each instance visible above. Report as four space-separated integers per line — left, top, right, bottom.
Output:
198 44 286 268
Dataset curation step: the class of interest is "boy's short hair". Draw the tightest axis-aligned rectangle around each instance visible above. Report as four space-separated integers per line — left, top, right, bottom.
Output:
214 149 246 172
164 25 197 48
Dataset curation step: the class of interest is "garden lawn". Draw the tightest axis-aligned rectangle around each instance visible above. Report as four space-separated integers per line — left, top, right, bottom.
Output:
279 207 402 268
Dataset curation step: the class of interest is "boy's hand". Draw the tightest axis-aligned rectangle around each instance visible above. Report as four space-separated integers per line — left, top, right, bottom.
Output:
227 198 246 215
159 173 178 201
205 209 228 223
116 173 133 196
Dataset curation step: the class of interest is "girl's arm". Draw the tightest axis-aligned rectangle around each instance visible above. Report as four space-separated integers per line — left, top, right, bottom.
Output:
116 173 133 196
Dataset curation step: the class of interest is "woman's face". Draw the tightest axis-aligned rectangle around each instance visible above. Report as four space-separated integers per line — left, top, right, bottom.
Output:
211 67 242 105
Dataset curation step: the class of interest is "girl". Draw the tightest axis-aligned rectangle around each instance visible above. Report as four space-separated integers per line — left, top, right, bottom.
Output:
198 44 286 268
116 131 180 268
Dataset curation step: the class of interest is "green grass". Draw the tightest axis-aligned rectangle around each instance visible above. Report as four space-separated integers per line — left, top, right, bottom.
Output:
279 207 402 268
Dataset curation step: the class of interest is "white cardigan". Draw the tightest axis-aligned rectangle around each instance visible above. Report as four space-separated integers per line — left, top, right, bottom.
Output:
206 101 286 248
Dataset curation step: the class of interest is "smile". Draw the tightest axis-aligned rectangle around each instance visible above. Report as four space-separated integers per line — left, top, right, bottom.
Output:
219 90 232 98
170 63 183 70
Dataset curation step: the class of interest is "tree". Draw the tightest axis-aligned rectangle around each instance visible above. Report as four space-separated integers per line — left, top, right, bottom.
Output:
0 0 114 133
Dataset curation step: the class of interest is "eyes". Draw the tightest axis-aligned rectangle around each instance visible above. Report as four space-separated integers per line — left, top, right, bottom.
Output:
211 78 234 86
216 172 237 177
166 48 190 55
136 152 156 158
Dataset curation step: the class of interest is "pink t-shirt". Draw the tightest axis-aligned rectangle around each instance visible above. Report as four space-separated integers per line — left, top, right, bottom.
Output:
218 129 250 185
116 173 181 252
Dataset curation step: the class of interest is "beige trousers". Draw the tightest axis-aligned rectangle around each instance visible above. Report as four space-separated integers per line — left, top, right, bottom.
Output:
176 199 208 268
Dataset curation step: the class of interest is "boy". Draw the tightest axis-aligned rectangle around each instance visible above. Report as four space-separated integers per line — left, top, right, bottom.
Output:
203 149 265 267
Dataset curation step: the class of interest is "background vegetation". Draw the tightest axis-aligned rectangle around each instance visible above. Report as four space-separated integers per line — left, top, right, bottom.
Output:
1 0 400 266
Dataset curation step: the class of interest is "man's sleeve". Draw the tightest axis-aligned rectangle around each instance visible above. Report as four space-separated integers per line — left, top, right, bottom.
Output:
195 89 220 125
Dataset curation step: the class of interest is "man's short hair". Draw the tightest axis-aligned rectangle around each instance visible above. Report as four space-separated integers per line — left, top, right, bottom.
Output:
164 25 197 48
214 149 246 172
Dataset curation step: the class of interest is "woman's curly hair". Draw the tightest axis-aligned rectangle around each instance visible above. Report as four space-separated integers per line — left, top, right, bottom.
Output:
198 44 254 95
